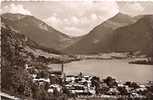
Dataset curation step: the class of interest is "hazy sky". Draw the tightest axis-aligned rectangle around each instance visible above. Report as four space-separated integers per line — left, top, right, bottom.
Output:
2 1 153 36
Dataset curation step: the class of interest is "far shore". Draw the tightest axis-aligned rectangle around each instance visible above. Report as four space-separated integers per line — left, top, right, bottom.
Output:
67 55 153 65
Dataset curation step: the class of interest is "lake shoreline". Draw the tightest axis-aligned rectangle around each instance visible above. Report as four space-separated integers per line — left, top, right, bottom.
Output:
68 57 153 66
63 59 153 83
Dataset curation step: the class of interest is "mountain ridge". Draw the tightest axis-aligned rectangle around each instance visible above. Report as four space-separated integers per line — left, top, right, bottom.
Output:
64 12 140 54
64 14 153 55
2 13 152 56
1 13 74 50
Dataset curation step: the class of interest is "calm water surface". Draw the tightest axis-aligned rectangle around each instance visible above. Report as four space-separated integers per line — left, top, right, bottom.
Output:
64 59 153 82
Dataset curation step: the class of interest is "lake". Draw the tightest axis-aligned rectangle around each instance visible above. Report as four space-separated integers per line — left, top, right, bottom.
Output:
63 59 153 83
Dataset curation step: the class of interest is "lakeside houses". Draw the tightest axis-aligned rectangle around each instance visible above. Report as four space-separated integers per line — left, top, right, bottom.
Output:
24 63 153 99
64 74 96 95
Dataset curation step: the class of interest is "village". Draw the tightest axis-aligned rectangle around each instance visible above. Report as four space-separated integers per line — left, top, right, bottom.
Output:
25 63 153 100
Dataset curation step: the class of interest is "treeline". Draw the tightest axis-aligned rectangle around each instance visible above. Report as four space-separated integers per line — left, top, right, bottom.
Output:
1 25 67 100
1 26 33 98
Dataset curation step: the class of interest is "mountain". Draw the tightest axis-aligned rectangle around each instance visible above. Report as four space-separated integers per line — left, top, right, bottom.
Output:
1 13 73 50
1 21 64 56
64 13 139 54
111 15 153 55
66 14 153 55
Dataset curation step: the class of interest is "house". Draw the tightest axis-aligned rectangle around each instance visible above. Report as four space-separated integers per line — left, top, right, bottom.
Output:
32 74 37 79
33 78 50 83
48 84 63 94
48 88 54 93
49 84 62 92
65 75 76 83
107 88 120 95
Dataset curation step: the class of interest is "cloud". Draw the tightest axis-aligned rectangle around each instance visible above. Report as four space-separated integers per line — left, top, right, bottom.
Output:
64 26 85 37
118 2 145 16
2 3 32 15
43 1 119 36
91 14 98 20
71 16 80 25
45 15 61 28
119 2 153 16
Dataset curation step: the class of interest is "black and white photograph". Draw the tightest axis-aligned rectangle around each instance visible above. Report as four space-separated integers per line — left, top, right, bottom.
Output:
1 0 153 100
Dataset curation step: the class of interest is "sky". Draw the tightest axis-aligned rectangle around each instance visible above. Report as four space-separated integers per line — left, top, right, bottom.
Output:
1 1 153 37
